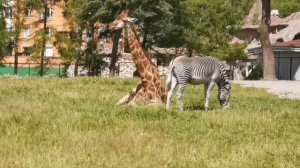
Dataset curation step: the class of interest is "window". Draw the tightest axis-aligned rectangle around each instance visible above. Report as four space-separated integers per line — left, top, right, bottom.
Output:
5 6 12 18
23 46 32 56
47 8 53 18
45 28 51 37
5 18 13 31
276 38 284 43
293 33 300 40
7 26 13 32
24 27 30 38
0 7 4 17
44 46 54 57
40 8 53 19
1 6 12 18
24 8 31 18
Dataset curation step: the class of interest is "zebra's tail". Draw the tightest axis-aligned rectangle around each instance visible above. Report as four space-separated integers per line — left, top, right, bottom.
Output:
166 59 175 90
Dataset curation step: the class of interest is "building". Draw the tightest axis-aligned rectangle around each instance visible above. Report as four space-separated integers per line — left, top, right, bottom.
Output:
1 0 70 66
230 0 300 80
248 40 300 80
232 1 300 44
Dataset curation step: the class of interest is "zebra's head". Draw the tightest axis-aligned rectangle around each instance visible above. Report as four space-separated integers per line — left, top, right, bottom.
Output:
218 82 231 108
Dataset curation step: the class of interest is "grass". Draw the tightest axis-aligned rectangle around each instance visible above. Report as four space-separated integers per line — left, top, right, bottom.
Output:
0 77 299 168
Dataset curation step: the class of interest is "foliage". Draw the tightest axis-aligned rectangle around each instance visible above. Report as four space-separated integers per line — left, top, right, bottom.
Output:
30 28 55 61
179 0 256 59
0 77 299 167
54 32 81 64
272 0 300 17
2 0 300 68
60 0 260 66
24 0 63 76
212 42 248 62
0 18 10 58
76 0 177 49
0 0 9 57
246 65 263 80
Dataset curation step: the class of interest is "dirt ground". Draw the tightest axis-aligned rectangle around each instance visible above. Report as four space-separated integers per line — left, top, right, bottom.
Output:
232 80 300 100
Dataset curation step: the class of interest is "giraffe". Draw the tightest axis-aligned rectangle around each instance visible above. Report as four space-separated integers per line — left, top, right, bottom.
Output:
109 10 167 105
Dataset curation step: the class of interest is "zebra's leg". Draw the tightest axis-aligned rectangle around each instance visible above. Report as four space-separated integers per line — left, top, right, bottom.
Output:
176 83 187 111
204 82 216 111
204 83 208 100
166 75 177 109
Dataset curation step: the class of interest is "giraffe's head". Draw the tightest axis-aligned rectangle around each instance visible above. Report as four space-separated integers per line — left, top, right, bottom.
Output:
108 10 138 31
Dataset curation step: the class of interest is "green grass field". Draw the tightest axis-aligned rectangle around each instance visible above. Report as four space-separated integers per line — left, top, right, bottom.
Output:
0 77 299 168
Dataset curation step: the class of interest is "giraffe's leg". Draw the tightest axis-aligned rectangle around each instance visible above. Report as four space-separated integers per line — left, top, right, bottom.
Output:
117 83 143 105
204 81 216 111
117 88 137 105
166 74 177 109
176 83 187 111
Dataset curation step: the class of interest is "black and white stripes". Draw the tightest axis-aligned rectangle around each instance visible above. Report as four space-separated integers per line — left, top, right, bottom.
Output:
166 56 231 111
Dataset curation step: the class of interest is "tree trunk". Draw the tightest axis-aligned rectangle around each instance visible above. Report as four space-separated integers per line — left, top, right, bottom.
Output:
13 37 19 76
13 3 22 77
142 24 149 49
109 29 122 77
89 23 96 76
258 0 276 80
74 57 79 76
187 48 193 57
74 30 83 76
40 1 48 77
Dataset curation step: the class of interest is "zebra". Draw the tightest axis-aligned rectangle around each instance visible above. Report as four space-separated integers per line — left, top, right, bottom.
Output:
166 56 231 111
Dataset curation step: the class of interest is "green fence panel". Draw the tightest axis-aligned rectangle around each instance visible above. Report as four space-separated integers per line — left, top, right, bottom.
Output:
0 65 64 77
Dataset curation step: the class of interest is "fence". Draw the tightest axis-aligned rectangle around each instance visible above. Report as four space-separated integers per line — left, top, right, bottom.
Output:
0 63 65 77
0 62 171 78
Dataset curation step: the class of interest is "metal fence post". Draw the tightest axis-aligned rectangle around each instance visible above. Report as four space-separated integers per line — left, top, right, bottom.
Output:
59 64 61 77
29 63 31 77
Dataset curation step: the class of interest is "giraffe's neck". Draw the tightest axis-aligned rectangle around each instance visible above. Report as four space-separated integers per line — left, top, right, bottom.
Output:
125 23 154 79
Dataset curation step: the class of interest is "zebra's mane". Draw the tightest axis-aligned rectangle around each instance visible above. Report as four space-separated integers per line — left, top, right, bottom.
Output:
216 60 230 87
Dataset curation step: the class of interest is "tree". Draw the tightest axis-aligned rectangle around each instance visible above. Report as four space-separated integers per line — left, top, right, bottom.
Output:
60 0 260 77
11 0 24 76
56 0 85 76
26 0 61 76
272 0 300 17
77 0 175 76
179 0 256 58
0 14 10 59
258 0 276 80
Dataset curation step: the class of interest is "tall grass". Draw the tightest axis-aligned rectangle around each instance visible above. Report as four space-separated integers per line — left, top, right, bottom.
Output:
0 77 299 168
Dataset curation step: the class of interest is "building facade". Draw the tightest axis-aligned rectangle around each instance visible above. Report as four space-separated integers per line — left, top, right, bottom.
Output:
1 0 69 66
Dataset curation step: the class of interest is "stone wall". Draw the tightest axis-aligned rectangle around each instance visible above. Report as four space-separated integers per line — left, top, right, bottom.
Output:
101 58 137 77
96 56 166 78
66 56 170 78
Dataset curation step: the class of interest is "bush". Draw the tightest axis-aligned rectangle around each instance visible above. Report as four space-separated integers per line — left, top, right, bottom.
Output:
246 65 263 80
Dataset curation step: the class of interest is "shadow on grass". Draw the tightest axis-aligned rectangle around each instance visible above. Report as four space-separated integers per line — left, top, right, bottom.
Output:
184 105 215 111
